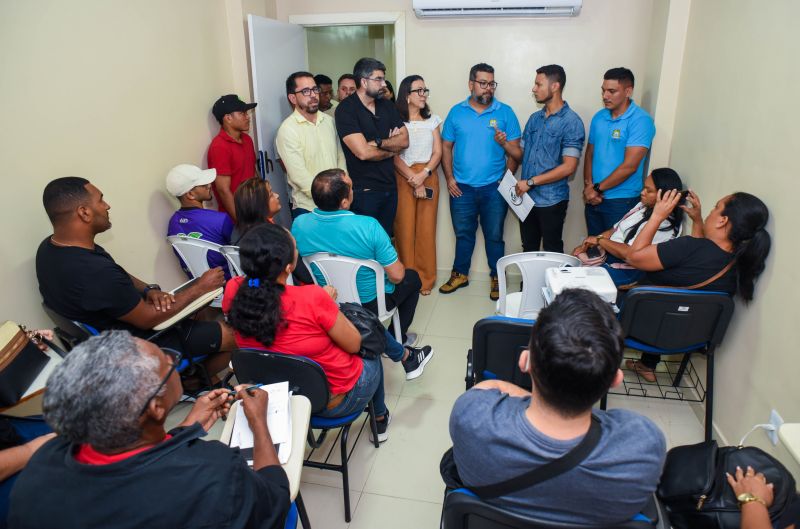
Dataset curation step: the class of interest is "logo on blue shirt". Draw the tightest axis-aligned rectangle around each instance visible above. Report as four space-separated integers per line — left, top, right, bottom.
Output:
611 129 621 140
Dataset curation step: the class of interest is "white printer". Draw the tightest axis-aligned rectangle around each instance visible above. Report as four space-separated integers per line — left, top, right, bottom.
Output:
544 266 617 305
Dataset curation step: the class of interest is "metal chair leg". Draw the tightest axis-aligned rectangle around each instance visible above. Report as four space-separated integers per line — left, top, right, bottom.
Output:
672 352 692 388
367 401 379 448
340 424 352 522
705 348 715 442
296 492 311 529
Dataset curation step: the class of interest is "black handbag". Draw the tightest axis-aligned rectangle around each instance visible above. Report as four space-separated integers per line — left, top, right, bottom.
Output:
0 322 51 408
338 302 387 359
657 440 798 529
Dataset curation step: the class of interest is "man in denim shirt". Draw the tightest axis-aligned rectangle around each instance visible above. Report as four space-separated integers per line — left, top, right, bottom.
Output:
496 65 585 252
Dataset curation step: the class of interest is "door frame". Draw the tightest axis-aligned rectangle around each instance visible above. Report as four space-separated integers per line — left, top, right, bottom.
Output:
287 12 406 82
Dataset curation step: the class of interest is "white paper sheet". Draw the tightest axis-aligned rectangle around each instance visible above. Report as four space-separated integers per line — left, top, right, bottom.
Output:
497 169 535 221
230 381 292 464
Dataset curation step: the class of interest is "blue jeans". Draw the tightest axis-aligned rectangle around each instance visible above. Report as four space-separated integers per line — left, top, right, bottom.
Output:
351 189 398 237
450 182 508 277
602 255 644 287
319 354 387 419
584 197 640 236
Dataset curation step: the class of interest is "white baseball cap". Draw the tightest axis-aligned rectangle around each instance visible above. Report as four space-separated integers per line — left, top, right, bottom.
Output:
166 164 217 197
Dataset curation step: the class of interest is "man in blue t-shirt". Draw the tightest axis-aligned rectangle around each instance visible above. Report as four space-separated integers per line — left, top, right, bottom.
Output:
440 63 521 301
166 164 234 278
448 289 665 525
583 67 655 235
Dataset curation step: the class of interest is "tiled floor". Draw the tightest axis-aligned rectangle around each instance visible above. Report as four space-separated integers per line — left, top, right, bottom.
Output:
174 278 705 528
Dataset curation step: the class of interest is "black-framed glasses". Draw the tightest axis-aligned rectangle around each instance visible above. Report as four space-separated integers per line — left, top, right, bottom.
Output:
293 86 321 96
139 348 182 416
411 88 430 97
364 76 387 84
470 79 498 89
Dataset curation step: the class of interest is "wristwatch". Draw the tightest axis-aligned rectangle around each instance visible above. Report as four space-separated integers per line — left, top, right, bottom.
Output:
375 137 383 149
526 177 536 188
424 167 433 176
737 493 766 508
142 284 161 298
593 183 603 195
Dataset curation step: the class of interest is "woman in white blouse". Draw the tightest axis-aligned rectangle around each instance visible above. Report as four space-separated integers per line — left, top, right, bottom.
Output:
394 75 443 295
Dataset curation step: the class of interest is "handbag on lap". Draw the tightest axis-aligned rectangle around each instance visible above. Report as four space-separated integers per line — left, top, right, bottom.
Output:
338 302 387 360
0 322 51 407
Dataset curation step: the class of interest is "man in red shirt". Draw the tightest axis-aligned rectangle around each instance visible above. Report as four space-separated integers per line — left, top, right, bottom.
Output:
208 94 258 220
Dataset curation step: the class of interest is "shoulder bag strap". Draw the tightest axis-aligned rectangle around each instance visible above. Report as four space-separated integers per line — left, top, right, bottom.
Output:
469 414 602 499
683 259 735 290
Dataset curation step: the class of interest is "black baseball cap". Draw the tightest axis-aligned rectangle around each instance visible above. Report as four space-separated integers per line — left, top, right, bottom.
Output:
212 94 257 122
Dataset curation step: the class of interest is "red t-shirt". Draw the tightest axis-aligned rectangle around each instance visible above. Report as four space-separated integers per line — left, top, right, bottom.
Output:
74 434 172 465
222 278 363 394
207 129 257 212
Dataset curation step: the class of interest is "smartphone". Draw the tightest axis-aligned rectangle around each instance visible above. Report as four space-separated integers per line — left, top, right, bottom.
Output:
680 190 690 199
586 246 603 259
423 187 434 200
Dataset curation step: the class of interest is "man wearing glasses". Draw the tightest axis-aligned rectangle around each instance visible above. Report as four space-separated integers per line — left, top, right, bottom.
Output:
335 57 409 235
277 71 346 218
9 331 290 529
440 63 521 300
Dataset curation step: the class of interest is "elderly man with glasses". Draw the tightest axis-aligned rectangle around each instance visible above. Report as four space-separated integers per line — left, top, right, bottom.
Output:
334 57 409 236
8 331 290 529
277 71 347 219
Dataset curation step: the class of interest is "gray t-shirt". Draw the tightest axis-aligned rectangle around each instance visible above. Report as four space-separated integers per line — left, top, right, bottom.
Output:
450 388 666 525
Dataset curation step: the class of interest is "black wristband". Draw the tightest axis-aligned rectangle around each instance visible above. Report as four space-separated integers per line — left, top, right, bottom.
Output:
142 284 161 299
593 183 603 195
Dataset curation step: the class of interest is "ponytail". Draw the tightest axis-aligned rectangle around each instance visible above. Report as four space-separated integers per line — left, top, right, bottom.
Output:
723 192 771 302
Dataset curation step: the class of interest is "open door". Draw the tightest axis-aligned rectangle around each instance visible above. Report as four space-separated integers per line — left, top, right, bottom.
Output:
248 15 307 228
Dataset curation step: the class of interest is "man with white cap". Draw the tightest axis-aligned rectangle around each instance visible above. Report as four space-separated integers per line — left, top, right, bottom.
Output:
166 164 234 277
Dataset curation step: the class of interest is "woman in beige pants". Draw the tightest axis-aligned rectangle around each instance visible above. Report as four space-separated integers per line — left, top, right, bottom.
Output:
393 75 442 295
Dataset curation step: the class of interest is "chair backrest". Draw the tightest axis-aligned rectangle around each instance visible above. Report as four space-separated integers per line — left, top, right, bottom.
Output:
219 245 244 276
232 349 329 414
41 302 99 351
302 252 388 316
619 288 735 350
167 235 223 279
497 252 580 319
442 489 658 529
470 317 534 390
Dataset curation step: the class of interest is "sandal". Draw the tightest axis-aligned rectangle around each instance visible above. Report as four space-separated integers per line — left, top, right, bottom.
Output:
625 359 657 383
420 289 432 296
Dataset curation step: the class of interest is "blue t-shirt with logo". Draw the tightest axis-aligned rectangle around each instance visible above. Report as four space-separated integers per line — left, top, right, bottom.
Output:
588 101 655 199
167 207 234 277
442 97 521 186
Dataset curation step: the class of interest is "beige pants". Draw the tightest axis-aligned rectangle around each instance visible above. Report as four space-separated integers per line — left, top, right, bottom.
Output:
393 163 438 291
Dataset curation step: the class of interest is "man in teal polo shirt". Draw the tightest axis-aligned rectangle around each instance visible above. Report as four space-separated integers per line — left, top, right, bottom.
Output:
440 63 521 300
583 67 655 235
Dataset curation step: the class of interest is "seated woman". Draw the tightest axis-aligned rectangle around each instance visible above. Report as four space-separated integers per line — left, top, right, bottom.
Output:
230 177 282 245
624 189 771 381
223 223 414 442
573 168 684 286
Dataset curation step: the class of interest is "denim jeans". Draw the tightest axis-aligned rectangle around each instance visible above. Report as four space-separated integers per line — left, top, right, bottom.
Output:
351 189 398 237
449 182 508 277
584 197 640 236
602 255 644 287
318 354 387 418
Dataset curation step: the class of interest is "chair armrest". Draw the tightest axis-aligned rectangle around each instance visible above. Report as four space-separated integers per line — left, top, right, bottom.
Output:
465 349 474 390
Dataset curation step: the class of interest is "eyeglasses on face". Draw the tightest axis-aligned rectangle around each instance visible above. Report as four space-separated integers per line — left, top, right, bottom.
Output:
138 348 182 416
411 88 430 97
470 79 498 89
364 76 387 84
293 86 321 96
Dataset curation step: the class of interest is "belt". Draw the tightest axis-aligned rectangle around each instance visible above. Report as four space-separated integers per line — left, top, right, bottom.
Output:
327 391 347 410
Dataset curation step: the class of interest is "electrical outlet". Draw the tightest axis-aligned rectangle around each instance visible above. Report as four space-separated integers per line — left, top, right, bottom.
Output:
768 410 784 446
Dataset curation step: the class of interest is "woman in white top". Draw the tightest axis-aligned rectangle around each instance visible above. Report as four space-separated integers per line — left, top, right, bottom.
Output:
572 168 685 286
393 75 443 295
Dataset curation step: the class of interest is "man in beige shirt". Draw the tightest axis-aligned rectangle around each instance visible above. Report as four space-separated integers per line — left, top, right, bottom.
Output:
276 71 346 218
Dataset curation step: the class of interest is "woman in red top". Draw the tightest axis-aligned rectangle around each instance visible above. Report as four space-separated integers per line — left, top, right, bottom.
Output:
222 223 392 439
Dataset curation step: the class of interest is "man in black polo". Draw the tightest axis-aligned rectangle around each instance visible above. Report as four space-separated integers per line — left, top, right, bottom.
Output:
334 57 408 235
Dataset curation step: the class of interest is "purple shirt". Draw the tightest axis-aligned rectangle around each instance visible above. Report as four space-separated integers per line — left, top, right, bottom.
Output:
167 207 234 277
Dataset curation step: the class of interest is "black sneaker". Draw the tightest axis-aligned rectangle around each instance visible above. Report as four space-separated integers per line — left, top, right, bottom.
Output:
370 411 391 443
403 345 434 380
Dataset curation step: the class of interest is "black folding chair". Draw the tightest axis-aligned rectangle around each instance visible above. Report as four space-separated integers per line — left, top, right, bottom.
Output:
466 316 535 391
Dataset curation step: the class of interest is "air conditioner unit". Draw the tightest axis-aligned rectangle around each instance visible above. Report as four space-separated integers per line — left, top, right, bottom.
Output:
413 0 582 18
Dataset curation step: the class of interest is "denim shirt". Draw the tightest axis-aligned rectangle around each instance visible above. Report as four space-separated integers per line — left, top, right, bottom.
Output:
520 101 585 207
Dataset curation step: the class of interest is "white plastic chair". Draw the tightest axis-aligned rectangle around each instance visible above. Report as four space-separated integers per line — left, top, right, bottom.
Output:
496 252 581 320
221 245 293 285
302 252 401 343
167 235 225 307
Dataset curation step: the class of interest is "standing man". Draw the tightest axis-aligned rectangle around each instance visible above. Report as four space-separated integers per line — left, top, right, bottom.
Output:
495 65 585 253
583 68 655 235
440 63 521 300
335 57 408 235
314 74 338 117
208 94 258 221
337 74 357 102
277 72 346 218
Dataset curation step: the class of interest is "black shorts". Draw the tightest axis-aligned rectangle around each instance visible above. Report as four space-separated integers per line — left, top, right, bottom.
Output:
150 320 222 360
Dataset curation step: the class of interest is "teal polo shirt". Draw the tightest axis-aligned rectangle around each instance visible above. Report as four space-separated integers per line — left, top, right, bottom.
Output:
588 100 655 199
291 209 397 302
442 97 521 186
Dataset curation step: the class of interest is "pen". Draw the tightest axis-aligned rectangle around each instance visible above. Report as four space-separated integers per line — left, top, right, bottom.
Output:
228 383 266 397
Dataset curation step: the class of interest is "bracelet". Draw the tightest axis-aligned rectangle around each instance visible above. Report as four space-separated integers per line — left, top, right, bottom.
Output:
424 167 432 176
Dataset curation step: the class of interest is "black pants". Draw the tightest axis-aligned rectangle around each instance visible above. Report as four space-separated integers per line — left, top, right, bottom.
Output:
351 188 398 237
364 268 421 344
640 352 660 369
519 200 569 253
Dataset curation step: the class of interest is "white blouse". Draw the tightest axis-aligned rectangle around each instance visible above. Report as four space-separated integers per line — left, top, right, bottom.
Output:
399 115 442 166
610 202 679 245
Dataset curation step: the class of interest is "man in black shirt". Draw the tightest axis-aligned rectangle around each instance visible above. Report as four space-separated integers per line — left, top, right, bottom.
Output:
335 57 408 235
9 331 290 529
35 177 235 372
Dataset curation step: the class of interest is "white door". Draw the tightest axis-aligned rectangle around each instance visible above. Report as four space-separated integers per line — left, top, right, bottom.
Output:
248 15 307 228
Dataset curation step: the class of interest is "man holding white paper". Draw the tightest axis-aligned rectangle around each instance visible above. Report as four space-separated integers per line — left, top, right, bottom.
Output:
495 65 585 253
441 63 521 301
